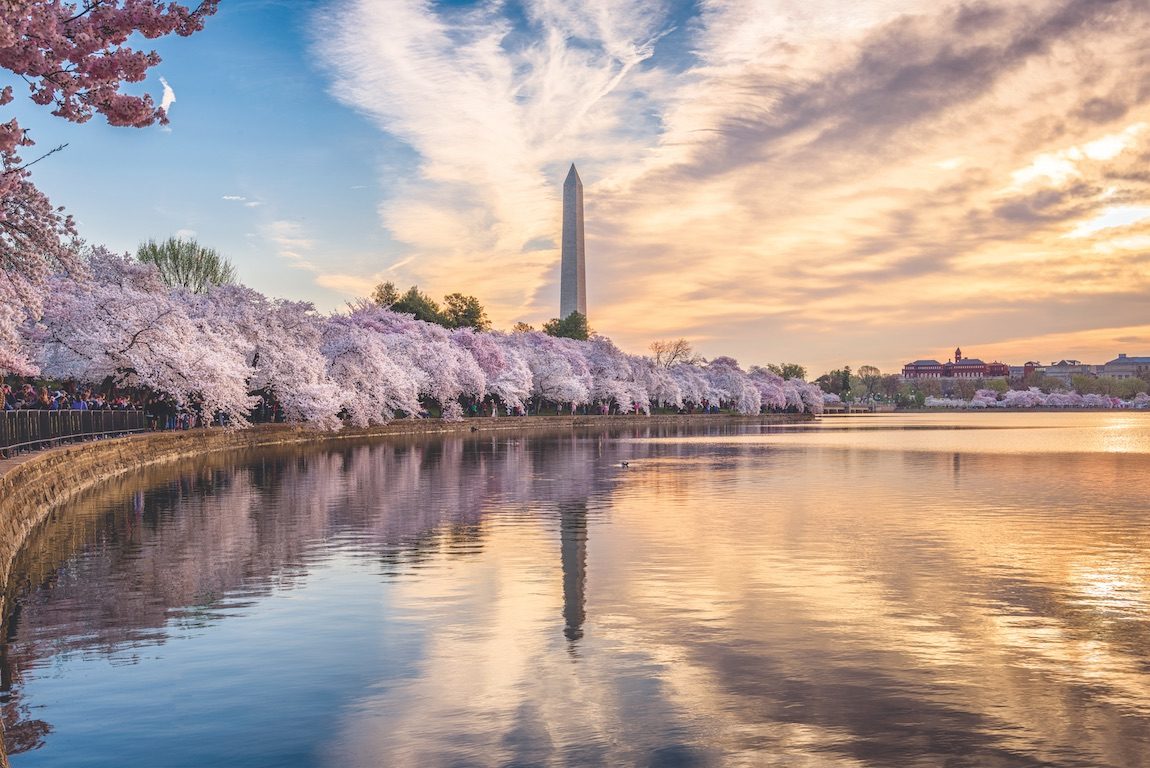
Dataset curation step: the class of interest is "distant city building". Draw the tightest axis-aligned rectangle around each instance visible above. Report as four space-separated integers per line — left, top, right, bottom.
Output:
902 347 1009 379
1043 360 1102 385
1103 353 1150 380
902 359 944 378
1009 362 1042 381
904 351 1150 384
560 163 587 320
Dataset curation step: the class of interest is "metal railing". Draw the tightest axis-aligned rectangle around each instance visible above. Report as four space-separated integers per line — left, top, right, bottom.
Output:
1 409 148 458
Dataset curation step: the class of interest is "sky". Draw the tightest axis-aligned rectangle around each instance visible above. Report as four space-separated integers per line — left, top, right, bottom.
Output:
6 0 1150 376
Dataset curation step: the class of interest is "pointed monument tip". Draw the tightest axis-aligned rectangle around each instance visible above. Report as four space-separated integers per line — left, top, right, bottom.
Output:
565 163 581 187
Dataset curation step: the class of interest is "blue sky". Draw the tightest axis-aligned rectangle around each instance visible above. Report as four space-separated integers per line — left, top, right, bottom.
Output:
8 0 396 306
7 0 1150 375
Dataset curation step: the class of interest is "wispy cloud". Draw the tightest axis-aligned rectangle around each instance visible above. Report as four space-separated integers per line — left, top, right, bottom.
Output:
315 0 1150 372
261 219 318 271
317 0 672 316
261 218 384 299
159 76 176 113
222 194 263 208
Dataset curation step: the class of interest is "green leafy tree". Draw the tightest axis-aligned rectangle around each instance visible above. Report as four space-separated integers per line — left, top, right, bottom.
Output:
392 286 445 325
984 378 1009 394
542 312 590 340
897 382 927 407
442 292 490 331
136 237 236 293
512 321 535 333
953 378 978 400
1017 372 1062 392
879 374 902 400
1121 378 1150 398
815 367 858 398
918 378 942 398
767 362 807 380
370 281 491 330
1070 374 1098 395
814 371 839 395
371 281 400 307
857 365 881 399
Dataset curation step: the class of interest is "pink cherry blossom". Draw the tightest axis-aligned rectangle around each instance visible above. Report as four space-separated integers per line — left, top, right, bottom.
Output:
0 1 217 375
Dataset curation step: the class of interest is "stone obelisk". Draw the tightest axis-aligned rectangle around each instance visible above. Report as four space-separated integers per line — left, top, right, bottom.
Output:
560 164 587 319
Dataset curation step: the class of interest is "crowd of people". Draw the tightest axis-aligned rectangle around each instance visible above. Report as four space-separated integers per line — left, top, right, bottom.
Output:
1 379 300 435
2 383 137 412
0 380 233 432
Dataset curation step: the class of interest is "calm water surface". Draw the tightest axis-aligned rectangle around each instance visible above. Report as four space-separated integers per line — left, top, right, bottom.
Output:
3 413 1150 767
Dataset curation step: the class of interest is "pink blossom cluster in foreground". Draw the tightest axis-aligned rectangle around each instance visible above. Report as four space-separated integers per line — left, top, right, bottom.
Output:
925 389 1150 409
0 0 219 375
13 250 824 428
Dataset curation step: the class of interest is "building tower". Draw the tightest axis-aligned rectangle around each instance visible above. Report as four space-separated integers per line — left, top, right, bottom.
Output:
560 164 587 320
955 347 962 363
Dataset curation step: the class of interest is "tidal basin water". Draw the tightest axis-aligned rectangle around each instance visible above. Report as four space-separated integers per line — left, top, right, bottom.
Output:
3 412 1150 767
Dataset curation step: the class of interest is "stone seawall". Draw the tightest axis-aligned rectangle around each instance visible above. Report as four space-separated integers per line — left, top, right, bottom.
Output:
0 414 808 608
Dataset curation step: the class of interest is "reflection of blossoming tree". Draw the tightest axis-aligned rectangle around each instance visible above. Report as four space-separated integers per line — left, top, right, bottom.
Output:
0 428 630 755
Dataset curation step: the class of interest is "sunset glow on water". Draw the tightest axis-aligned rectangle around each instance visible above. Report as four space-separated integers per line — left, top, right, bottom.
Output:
4 414 1150 767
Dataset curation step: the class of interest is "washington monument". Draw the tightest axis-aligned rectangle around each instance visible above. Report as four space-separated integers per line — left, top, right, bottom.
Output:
560 164 587 319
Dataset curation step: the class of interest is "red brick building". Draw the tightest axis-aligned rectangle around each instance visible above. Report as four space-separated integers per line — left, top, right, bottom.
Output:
903 348 1010 379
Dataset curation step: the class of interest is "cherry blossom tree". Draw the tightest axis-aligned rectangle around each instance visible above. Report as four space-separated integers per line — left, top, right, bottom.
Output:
782 379 807 411
452 328 531 413
1081 393 1113 409
19 248 841 427
584 336 649 413
796 380 825 414
505 331 590 412
632 355 682 411
487 344 533 414
32 248 254 423
972 389 1000 406
322 314 421 426
669 361 711 410
340 303 485 418
705 357 761 414
186 285 342 427
0 0 218 374
749 366 788 411
1001 388 1048 408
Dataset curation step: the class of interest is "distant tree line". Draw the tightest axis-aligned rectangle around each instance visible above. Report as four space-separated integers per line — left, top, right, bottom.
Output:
813 363 1150 407
371 281 491 331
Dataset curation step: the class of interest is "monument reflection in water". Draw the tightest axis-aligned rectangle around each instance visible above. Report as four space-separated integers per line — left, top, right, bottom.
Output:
2 414 1150 767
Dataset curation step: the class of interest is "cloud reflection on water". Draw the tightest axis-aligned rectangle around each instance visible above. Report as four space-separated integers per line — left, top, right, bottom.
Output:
2 416 1150 766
